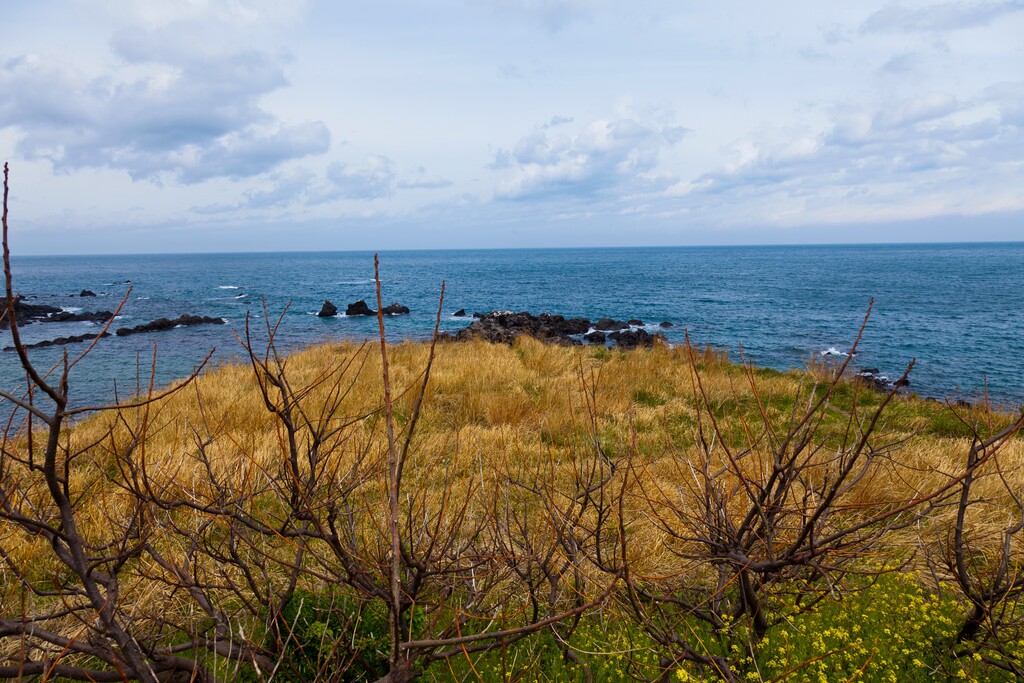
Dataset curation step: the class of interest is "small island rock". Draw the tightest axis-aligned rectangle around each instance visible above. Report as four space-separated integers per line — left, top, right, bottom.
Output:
116 314 225 337
346 300 376 316
317 300 338 317
381 303 410 315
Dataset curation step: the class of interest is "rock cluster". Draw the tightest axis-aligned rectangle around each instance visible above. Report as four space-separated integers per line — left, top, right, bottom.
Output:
856 368 911 392
3 296 114 325
449 311 667 349
116 314 225 337
5 332 111 351
346 300 375 316
342 300 410 316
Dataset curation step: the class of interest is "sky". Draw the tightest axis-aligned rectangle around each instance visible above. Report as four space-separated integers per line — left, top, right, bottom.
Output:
1 0 1022 254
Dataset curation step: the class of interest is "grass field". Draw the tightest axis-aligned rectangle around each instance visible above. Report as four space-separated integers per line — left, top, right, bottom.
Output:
3 334 1023 682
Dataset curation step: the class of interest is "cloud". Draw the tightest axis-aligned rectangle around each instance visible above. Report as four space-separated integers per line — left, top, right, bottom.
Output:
242 168 315 208
75 0 308 30
398 167 454 190
679 85 1024 225
485 0 597 32
878 52 921 74
543 115 574 128
861 0 1024 33
0 22 329 183
325 155 397 200
492 115 688 200
985 81 1024 125
191 167 315 213
872 92 959 129
499 63 523 79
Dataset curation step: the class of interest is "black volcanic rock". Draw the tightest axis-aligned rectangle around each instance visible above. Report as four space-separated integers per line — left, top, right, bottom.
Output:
452 309 467 317
317 300 338 317
659 321 674 328
627 319 644 326
608 329 662 349
584 330 606 344
595 318 629 331
80 289 97 297
116 314 224 337
454 311 592 345
346 300 376 316
41 310 114 323
381 303 410 315
2 296 113 325
4 297 61 323
6 332 110 351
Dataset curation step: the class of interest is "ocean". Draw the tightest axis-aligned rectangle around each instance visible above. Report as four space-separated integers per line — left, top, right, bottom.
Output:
2 243 1023 412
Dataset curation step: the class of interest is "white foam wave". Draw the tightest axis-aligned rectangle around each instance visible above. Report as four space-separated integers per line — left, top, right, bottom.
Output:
61 306 82 314
821 347 849 357
218 285 240 290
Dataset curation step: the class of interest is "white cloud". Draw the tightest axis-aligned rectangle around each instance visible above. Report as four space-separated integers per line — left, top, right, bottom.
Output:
3 0 1023 250
861 0 1024 33
679 83 1024 225
325 155 398 200
484 0 599 32
872 92 960 129
492 115 687 200
75 0 309 30
0 27 329 183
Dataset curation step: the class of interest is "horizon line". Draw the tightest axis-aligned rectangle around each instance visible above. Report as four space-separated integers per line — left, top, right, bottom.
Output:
10 238 1024 259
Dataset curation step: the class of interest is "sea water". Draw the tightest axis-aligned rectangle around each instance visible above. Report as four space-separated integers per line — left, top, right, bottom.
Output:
2 243 1022 412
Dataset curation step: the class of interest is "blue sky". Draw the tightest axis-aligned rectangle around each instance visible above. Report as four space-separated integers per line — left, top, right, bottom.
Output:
1 0 1022 254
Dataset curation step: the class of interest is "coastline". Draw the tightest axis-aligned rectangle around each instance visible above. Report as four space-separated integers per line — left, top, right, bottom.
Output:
2 243 1023 410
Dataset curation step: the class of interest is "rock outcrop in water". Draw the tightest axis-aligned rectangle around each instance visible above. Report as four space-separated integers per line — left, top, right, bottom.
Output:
608 328 659 349
317 300 338 317
449 311 664 349
342 300 410 316
345 300 375 316
381 303 410 315
2 296 114 325
595 318 629 331
116 314 225 337
5 332 111 351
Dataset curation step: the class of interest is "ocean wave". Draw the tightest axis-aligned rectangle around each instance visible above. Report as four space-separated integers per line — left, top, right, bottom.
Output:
61 306 83 314
821 347 851 357
217 285 240 290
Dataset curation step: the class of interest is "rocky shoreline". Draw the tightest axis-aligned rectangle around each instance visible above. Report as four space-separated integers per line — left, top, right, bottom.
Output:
443 310 671 349
2 293 914 397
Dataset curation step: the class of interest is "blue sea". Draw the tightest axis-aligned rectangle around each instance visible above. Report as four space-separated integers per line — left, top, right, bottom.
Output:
2 243 1023 412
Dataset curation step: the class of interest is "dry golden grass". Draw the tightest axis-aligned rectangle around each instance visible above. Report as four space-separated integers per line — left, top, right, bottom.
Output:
2 335 1022 669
